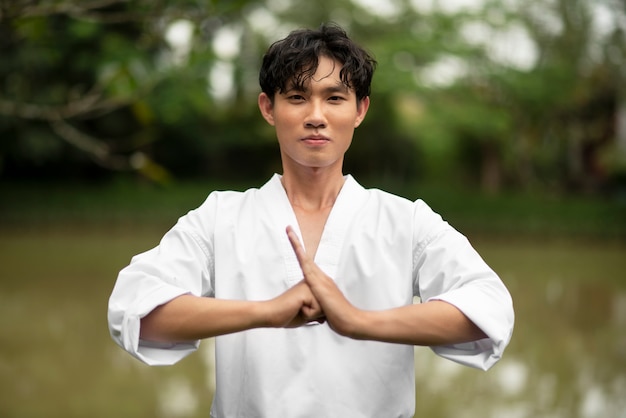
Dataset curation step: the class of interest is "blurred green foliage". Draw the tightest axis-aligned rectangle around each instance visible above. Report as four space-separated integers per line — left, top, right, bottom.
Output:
0 0 625 195
1 178 624 240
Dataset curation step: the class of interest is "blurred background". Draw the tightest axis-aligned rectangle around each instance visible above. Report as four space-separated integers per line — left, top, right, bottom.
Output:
0 0 625 417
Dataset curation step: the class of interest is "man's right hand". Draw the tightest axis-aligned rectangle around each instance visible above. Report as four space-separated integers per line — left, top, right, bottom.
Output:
263 280 325 328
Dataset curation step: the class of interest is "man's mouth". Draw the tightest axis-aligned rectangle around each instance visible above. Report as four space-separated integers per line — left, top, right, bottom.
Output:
301 135 330 145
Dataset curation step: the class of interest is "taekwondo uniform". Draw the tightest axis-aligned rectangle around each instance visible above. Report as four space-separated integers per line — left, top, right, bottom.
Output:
108 174 514 418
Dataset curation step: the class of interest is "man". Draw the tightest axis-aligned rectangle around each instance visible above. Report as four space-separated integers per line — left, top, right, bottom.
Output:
108 23 514 417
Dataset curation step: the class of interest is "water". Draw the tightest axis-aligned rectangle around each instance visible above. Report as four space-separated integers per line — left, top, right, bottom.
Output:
0 229 624 417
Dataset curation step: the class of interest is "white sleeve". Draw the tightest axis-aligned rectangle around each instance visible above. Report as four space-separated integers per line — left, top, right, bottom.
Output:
412 199 514 371
107 194 216 366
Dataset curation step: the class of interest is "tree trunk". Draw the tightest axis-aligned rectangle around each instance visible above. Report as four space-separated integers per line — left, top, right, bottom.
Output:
481 142 502 194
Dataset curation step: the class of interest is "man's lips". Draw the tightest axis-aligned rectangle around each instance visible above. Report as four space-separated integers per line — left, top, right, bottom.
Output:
301 135 330 145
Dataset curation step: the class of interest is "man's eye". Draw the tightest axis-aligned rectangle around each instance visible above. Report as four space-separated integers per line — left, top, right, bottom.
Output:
329 96 344 102
289 95 305 101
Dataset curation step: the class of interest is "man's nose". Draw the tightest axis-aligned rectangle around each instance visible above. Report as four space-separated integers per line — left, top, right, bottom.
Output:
304 101 327 129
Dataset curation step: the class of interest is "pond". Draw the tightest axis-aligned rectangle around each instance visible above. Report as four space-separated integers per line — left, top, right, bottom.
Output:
0 228 624 417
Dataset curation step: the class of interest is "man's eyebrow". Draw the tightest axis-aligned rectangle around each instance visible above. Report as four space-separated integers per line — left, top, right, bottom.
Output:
284 82 350 94
323 82 350 94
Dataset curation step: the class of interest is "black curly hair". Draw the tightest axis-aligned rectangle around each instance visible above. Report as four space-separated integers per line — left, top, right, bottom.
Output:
259 23 377 102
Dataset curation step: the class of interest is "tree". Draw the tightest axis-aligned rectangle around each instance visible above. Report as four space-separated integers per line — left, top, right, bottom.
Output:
1 0 623 194
0 0 259 182
401 0 625 194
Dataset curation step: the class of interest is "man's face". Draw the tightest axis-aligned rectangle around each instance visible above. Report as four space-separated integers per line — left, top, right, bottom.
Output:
258 56 369 174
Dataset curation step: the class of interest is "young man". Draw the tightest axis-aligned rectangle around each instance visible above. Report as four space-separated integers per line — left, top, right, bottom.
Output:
108 24 514 417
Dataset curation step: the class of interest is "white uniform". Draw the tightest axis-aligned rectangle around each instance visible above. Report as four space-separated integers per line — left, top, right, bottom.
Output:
108 174 514 418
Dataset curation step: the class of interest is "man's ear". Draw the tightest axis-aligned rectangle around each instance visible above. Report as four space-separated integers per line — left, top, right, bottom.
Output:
354 96 370 128
258 92 275 126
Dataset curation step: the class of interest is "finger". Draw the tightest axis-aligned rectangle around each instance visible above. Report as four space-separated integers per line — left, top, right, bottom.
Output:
286 226 312 270
302 301 326 321
286 225 304 255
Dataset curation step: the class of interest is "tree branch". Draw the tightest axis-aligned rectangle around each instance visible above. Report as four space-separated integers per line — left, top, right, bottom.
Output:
0 92 133 121
49 119 131 171
17 0 130 19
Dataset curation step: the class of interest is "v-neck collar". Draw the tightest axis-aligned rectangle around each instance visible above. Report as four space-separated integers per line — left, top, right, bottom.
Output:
259 174 368 285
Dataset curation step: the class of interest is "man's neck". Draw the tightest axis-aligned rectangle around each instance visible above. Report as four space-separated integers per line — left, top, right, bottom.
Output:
280 167 345 212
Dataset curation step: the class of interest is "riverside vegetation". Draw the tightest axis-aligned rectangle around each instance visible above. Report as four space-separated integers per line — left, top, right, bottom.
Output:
0 180 624 417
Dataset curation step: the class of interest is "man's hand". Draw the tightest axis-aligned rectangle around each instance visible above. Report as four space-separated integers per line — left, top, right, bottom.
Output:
140 278 325 343
263 279 326 328
285 225 489 346
286 225 361 337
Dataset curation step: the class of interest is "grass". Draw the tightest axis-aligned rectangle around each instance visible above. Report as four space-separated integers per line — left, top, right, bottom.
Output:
1 178 624 240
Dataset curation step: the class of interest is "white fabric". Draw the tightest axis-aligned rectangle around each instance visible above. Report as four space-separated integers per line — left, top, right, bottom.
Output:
108 174 514 418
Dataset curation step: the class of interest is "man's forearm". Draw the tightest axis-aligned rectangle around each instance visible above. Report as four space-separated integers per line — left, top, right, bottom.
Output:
347 300 487 346
139 280 324 343
139 294 269 342
286 226 486 347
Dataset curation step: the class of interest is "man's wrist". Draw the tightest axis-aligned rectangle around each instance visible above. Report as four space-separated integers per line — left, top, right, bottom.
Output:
253 300 276 328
